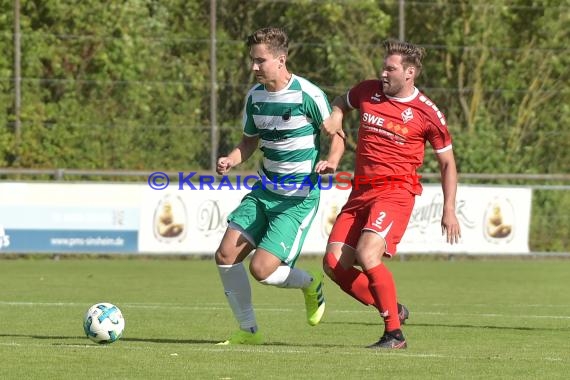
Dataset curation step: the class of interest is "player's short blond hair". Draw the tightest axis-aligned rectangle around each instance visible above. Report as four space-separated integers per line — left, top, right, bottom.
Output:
247 27 289 57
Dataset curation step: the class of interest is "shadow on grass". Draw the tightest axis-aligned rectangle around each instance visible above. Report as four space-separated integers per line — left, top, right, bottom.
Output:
0 333 359 348
0 333 218 344
123 337 219 344
323 321 570 332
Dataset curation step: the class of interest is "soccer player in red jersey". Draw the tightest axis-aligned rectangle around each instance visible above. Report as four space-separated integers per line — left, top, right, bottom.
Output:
321 39 462 349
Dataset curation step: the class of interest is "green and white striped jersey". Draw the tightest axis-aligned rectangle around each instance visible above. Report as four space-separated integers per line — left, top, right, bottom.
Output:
242 74 331 198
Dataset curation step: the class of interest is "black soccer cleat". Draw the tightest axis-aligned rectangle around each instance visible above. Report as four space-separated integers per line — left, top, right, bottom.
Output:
397 303 409 325
367 329 407 350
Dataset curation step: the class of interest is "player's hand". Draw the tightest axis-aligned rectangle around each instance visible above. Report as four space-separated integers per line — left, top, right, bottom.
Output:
216 157 233 175
441 211 461 244
314 160 337 174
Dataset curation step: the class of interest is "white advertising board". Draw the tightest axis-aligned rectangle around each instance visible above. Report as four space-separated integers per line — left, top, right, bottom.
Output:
0 183 141 253
398 186 531 253
138 184 532 255
138 187 249 254
0 181 532 255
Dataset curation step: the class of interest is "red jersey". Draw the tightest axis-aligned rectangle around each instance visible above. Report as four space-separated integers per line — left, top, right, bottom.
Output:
347 80 453 195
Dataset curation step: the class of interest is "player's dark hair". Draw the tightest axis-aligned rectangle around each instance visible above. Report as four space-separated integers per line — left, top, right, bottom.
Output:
247 27 289 57
383 39 425 77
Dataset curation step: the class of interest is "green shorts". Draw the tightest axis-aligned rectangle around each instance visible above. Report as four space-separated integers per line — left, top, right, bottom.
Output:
227 188 319 267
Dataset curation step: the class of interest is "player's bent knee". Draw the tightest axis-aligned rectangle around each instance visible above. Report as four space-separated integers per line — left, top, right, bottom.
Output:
214 248 227 265
215 246 242 266
323 252 340 281
248 260 273 282
248 265 264 282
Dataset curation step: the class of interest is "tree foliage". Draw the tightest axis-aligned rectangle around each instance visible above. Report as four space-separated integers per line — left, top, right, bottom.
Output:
2 0 567 173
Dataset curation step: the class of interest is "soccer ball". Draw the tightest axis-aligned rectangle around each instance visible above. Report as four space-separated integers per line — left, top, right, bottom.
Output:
83 302 125 344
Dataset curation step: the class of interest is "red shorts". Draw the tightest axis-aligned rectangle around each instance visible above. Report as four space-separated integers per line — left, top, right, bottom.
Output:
327 186 415 257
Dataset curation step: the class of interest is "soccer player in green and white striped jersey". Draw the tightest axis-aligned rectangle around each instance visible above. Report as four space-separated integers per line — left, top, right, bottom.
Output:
214 27 345 345
243 72 331 199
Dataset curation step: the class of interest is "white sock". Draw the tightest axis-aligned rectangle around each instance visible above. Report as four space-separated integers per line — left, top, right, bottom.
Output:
260 265 312 289
217 263 258 333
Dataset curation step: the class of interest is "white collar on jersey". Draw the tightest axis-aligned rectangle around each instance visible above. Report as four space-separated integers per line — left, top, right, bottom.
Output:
385 86 419 103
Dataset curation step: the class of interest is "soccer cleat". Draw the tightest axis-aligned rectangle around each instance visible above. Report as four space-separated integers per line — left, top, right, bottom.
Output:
398 303 409 325
366 329 407 349
216 330 264 345
302 270 325 326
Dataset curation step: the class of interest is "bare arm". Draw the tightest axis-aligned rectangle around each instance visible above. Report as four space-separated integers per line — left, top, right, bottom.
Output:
315 132 346 174
216 135 259 175
321 93 352 138
315 94 351 173
436 149 461 244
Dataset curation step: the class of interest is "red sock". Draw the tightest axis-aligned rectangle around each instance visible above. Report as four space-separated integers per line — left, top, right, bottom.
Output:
365 263 400 332
324 252 375 306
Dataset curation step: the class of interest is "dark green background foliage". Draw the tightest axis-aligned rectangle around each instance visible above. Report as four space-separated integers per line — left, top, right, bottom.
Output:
0 0 569 251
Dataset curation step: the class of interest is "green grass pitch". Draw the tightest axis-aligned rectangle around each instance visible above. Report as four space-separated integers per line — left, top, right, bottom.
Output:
0 256 569 379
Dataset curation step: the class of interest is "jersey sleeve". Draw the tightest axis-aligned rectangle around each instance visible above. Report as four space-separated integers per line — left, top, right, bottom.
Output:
302 86 332 128
346 80 375 109
424 108 452 153
241 93 258 137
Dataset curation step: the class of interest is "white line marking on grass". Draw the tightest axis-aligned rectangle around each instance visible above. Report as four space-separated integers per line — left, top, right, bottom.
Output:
0 342 567 363
0 342 101 349
0 301 229 310
0 342 445 357
0 301 82 307
418 311 570 319
1 301 569 320
429 303 570 308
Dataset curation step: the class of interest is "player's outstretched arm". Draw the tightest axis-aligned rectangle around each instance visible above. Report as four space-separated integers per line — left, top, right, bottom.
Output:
321 94 351 138
315 132 346 174
437 149 461 244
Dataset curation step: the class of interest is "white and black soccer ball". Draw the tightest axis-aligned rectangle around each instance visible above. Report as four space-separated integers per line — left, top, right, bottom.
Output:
83 302 125 344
